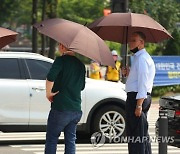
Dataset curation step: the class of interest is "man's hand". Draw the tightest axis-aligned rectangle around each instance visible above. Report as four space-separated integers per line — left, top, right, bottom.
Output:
46 91 59 102
46 79 59 103
135 98 144 117
122 66 130 77
135 107 142 117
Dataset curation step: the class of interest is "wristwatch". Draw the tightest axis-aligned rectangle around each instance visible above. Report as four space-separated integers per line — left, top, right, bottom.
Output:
136 105 142 109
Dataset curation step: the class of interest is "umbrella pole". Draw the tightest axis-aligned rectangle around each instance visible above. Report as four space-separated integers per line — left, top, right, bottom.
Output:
121 27 128 83
125 27 128 68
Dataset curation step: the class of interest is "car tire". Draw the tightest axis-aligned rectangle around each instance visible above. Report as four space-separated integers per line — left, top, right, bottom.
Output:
92 105 126 143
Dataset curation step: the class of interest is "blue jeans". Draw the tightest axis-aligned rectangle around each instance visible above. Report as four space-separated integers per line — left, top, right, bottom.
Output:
45 109 82 154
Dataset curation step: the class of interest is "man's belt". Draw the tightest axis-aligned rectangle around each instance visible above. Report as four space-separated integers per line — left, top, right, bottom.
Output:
127 92 151 95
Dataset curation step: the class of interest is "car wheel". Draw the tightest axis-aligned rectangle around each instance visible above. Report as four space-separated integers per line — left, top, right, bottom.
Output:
92 105 126 142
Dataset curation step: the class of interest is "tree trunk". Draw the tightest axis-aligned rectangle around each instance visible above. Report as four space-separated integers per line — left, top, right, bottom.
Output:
47 0 58 59
41 0 46 55
32 0 38 53
48 38 56 58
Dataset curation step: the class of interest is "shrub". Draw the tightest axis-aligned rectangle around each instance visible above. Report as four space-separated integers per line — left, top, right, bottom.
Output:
152 85 180 97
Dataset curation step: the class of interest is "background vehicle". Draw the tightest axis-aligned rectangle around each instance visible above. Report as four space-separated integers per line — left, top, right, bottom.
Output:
156 95 180 147
0 52 127 140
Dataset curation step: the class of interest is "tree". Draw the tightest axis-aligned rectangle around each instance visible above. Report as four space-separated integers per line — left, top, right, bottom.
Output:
129 0 146 13
0 0 19 26
56 0 111 62
46 0 58 59
130 0 180 32
41 0 46 55
1 0 179 57
147 0 180 55
164 29 180 55
32 0 38 53
129 0 180 55
146 0 180 32
58 0 108 24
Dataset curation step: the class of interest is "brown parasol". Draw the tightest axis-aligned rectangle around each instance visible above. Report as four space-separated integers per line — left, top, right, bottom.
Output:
34 18 115 67
0 27 18 49
88 12 172 43
88 13 172 66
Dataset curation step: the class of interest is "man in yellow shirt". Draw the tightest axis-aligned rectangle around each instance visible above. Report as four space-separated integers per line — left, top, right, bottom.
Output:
105 50 121 82
90 61 102 80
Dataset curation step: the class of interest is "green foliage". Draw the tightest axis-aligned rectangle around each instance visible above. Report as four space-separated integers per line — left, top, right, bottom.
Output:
56 0 110 62
145 43 158 55
58 0 107 24
15 1 32 26
105 41 121 55
146 0 180 32
152 85 180 97
54 50 91 64
129 0 146 14
146 0 180 55
129 0 180 56
1 0 180 57
46 0 58 18
55 50 60 57
0 0 19 25
75 54 91 64
0 0 32 27
163 28 180 55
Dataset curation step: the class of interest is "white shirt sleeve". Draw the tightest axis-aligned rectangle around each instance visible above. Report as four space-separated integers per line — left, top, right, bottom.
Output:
136 56 149 99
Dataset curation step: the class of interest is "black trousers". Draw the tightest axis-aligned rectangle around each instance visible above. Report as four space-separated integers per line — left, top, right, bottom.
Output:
126 92 152 154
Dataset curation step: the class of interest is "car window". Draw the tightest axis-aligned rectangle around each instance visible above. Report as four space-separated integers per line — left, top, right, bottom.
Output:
25 59 52 80
0 58 21 79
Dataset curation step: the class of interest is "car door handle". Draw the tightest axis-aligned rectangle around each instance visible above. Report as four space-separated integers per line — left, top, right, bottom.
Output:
32 87 46 91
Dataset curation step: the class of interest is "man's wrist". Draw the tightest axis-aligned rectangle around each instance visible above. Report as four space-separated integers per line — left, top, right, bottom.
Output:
46 91 51 97
136 105 142 109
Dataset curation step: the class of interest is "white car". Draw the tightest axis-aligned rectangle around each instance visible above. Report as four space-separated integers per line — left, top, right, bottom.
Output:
0 52 127 140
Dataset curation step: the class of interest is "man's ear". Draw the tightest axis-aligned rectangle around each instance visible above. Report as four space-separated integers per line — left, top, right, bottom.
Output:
61 45 64 51
141 39 145 45
62 45 66 50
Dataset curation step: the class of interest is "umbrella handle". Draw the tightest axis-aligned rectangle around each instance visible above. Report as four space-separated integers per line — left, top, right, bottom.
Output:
122 66 130 78
124 27 128 67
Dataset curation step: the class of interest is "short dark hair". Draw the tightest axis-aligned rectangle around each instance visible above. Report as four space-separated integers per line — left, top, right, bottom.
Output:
134 31 146 41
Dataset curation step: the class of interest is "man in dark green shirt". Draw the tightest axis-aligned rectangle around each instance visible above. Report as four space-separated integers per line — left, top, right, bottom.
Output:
45 43 86 154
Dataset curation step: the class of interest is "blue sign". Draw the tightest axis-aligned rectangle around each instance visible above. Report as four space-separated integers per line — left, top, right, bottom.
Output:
152 56 180 86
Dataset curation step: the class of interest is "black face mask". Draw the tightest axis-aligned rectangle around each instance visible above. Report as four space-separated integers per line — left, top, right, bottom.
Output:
130 47 139 54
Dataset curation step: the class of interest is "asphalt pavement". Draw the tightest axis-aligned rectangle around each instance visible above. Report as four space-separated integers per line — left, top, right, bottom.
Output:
0 103 179 154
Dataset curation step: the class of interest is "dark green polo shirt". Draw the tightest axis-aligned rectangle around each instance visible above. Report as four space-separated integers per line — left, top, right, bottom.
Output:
46 55 86 111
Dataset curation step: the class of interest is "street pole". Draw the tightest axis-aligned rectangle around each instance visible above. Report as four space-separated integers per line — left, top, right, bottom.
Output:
111 0 129 83
159 110 168 154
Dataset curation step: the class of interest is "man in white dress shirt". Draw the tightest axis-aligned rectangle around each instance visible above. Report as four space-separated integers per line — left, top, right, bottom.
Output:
124 32 155 154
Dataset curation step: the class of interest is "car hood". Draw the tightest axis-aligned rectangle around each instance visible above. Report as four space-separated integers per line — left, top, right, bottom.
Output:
160 94 180 109
161 95 180 101
86 78 125 90
85 78 127 103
